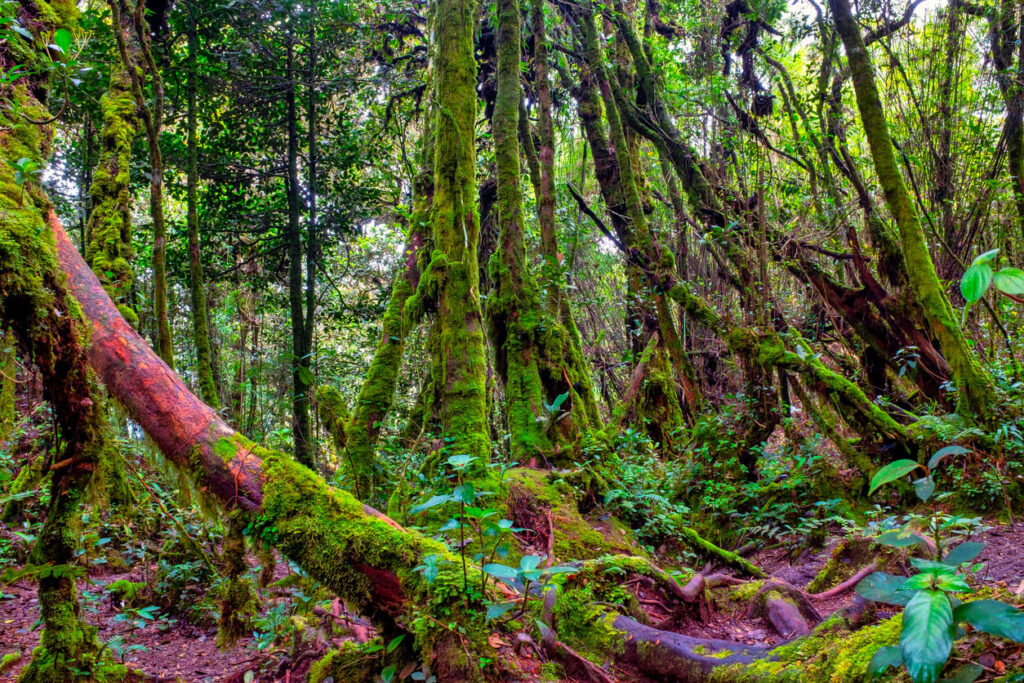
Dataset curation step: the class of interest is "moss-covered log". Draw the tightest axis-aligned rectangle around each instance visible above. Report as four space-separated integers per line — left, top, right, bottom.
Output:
51 213 492 677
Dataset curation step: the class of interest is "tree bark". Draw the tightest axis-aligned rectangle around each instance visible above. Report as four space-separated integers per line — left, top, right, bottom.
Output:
186 10 220 408
285 34 313 467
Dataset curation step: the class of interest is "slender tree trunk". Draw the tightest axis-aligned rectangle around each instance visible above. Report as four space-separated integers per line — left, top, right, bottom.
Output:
829 0 995 420
285 35 312 467
111 0 173 366
186 11 220 407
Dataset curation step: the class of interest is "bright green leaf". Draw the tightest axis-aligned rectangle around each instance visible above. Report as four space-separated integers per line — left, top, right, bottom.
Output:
869 460 924 495
900 589 954 683
960 264 992 303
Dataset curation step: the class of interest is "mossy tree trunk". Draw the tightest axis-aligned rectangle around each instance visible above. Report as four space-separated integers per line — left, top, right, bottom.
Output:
1 5 120 673
0 328 14 445
186 9 220 408
488 0 591 463
417 0 490 466
829 0 996 420
83 62 138 326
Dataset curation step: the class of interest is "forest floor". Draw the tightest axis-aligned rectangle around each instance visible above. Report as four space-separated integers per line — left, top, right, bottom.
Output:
3 522 1024 682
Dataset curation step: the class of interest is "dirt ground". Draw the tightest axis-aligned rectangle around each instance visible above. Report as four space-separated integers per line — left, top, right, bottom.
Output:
3 523 1023 682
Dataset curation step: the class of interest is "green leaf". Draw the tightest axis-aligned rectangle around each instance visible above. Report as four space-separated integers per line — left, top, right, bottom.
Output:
520 555 543 571
953 600 1024 643
549 391 569 412
454 483 475 504
971 248 1000 266
446 454 475 470
381 664 396 683
869 460 924 495
867 645 902 680
928 446 970 470
960 264 993 303
877 529 932 550
410 494 451 515
857 572 912 605
53 28 71 55
296 365 315 386
482 563 519 581
900 589 954 683
914 476 936 502
386 634 405 653
938 663 984 683
994 268 1024 295
934 573 971 593
485 601 516 620
942 542 984 566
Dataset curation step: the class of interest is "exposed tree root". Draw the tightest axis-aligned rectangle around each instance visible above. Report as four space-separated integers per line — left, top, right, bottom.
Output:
612 615 768 681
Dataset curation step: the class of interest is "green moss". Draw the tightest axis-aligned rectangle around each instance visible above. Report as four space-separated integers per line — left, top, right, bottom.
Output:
308 640 384 682
104 580 147 607
2 456 46 522
503 468 643 560
1 652 22 672
712 614 906 682
806 538 877 594
84 64 138 321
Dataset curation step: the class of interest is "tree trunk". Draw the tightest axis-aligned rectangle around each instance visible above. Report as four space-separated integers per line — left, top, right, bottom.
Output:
85 57 137 325
186 12 220 408
285 35 313 467
829 0 995 420
415 0 490 467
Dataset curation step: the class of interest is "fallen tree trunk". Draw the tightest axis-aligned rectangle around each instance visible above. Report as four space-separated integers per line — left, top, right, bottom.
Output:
50 212 490 679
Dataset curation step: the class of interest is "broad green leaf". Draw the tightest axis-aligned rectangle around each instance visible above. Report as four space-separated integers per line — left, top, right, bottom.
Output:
482 563 519 581
928 446 970 470
994 268 1024 295
867 645 902 680
54 28 71 55
953 600 1024 643
446 454 475 470
409 494 451 515
971 248 1000 266
485 601 516 620
960 264 992 303
877 529 931 550
911 559 955 573
381 665 396 683
934 573 971 593
520 555 543 571
857 572 911 605
902 572 940 591
454 483 475 504
900 589 953 683
869 460 924 495
914 476 936 502
296 365 315 386
942 542 984 566
549 391 569 412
